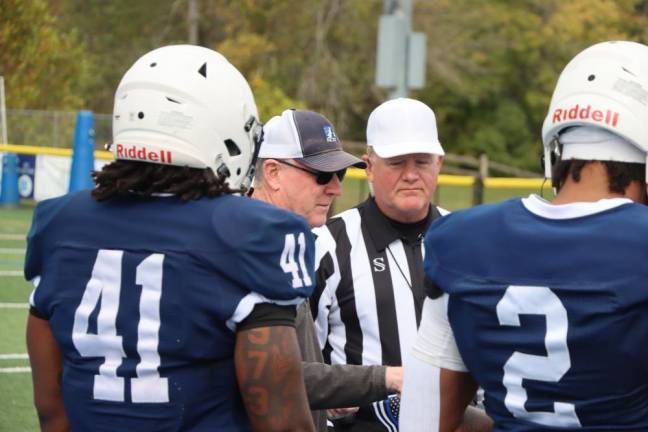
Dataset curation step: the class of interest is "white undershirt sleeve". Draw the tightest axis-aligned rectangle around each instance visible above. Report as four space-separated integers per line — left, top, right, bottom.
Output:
411 296 467 372
400 352 441 432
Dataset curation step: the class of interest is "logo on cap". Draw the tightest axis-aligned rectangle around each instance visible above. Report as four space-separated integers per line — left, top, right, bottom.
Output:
323 126 337 143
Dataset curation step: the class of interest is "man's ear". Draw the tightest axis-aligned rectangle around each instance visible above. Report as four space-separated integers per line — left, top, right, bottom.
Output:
435 155 444 170
263 159 282 191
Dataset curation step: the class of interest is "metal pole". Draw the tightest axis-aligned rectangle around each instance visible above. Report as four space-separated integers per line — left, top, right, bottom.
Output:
389 0 412 99
400 0 412 27
384 0 398 13
188 0 199 45
0 76 8 145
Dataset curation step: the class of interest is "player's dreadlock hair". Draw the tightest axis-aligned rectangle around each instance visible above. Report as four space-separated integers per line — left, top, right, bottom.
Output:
552 158 645 194
91 160 247 201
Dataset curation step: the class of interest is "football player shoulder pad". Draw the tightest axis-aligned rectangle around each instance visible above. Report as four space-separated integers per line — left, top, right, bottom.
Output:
213 196 316 301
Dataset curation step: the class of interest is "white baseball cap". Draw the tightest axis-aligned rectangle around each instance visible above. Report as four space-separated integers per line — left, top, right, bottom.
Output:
366 98 445 158
260 109 366 171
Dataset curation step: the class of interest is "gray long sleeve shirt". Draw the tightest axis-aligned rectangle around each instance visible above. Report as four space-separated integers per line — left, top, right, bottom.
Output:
296 301 388 432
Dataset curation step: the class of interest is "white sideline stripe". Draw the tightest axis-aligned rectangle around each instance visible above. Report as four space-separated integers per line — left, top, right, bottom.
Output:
0 248 25 254
0 353 28 360
0 302 28 309
0 234 24 240
0 271 23 277
0 367 31 374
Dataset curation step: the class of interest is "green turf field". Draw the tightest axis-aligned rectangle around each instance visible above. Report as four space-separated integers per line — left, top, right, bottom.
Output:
0 182 544 431
0 203 38 432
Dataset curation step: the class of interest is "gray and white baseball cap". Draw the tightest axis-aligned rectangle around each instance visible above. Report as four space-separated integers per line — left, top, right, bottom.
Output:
259 109 366 171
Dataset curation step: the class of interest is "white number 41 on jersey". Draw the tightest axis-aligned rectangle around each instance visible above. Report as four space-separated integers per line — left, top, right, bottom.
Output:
280 232 312 288
72 249 168 403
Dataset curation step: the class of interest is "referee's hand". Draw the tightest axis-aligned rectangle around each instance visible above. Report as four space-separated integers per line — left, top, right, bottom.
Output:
327 407 359 420
385 366 403 394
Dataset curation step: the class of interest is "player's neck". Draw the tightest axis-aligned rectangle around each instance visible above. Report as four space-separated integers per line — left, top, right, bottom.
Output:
251 185 291 212
552 163 644 205
251 187 271 205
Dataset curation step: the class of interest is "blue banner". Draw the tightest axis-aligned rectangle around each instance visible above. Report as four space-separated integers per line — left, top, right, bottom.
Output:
17 154 35 199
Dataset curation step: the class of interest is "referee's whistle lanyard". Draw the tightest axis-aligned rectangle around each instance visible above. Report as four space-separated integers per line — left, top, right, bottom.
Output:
386 240 426 310
385 245 412 291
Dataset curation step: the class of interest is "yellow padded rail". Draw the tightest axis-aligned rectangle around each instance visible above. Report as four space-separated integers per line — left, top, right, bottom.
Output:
0 145 543 189
347 167 541 189
0 144 113 160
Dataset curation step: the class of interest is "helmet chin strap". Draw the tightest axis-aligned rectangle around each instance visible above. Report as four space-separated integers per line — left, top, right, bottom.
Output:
645 156 648 197
543 135 562 193
241 115 264 196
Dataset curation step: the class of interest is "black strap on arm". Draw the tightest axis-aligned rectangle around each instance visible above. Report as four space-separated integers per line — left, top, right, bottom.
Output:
237 303 297 331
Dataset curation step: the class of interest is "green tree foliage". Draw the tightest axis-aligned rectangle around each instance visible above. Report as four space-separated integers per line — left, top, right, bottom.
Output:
0 0 90 109
11 0 648 169
415 0 648 170
48 0 308 121
214 29 304 120
203 0 384 131
49 0 186 113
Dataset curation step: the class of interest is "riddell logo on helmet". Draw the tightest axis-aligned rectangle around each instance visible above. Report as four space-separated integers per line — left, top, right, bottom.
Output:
552 104 619 127
115 144 173 163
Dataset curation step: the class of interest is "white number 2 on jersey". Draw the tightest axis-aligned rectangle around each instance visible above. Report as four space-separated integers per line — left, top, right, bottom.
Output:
72 249 168 403
280 232 312 288
496 285 581 427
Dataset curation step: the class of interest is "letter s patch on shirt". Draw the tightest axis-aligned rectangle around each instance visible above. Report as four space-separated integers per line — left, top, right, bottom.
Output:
373 257 386 272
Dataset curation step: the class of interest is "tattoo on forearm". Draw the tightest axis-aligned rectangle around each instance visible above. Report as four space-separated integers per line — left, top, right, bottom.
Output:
236 326 310 430
248 351 268 379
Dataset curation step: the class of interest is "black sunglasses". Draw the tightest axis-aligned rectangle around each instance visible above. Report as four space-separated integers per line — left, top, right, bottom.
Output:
275 159 346 185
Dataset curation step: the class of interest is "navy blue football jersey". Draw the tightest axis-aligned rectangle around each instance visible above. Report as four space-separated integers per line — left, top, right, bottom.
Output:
424 196 648 431
26 191 315 432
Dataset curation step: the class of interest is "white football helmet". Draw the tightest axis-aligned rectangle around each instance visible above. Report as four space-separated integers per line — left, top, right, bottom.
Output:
112 45 262 190
541 41 648 181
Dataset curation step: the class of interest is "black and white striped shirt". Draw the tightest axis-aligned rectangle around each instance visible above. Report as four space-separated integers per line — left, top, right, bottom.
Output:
311 197 447 368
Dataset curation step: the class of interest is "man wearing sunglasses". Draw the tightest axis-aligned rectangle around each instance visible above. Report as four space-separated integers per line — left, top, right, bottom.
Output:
252 108 404 432
254 108 361 228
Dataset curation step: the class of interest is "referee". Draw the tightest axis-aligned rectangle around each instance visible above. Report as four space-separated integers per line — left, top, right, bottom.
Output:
311 98 447 431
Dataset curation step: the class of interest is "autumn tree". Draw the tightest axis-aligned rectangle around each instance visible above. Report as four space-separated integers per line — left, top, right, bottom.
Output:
29 0 648 169
0 0 90 109
415 0 648 170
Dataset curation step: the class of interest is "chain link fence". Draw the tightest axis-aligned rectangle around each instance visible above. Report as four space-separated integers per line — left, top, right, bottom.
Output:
5 109 112 149
2 108 543 210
